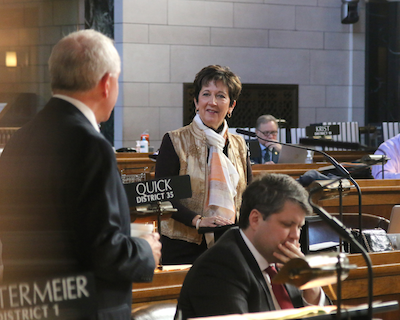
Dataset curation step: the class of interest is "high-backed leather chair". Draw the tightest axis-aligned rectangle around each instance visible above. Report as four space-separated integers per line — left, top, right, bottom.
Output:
331 213 390 231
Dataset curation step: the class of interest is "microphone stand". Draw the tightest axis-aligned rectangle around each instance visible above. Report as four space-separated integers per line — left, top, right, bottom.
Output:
237 128 363 231
240 127 392 319
308 179 373 320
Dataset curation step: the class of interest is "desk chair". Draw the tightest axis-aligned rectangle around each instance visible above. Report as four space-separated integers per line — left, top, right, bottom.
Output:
131 302 176 320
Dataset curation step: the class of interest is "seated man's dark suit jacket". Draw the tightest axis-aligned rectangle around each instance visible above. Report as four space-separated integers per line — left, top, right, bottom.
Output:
176 227 304 320
0 98 155 320
248 140 279 164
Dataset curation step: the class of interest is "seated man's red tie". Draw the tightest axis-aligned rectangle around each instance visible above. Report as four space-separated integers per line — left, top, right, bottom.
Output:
266 265 294 309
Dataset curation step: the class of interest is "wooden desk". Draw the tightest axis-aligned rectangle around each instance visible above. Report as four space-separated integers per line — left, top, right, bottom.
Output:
318 179 400 220
116 152 156 176
132 268 188 308
252 163 329 179
323 251 400 320
312 150 369 163
131 251 400 320
251 150 369 179
115 151 368 181
117 154 399 220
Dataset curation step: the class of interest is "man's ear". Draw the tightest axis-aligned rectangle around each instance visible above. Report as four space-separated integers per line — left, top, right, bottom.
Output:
99 73 111 97
248 209 262 230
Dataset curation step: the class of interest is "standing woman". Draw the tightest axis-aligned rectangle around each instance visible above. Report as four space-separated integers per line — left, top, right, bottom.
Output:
155 65 252 264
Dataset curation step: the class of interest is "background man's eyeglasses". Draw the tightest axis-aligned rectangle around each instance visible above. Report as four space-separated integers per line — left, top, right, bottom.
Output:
258 130 278 136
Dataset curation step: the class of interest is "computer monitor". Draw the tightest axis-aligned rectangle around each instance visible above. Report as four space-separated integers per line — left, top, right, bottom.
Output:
300 216 340 254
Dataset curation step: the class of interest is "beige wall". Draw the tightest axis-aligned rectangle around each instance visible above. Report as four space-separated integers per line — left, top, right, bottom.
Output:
0 0 84 106
0 0 366 150
114 0 366 150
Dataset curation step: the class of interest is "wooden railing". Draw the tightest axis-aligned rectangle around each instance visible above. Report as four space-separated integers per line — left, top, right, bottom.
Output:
0 127 19 147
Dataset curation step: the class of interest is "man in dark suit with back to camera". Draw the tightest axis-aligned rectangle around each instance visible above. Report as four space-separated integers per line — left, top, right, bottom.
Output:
249 115 281 164
0 29 161 319
176 173 329 320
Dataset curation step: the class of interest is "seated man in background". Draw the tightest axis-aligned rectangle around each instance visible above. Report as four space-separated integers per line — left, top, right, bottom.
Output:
371 134 400 179
176 173 328 320
249 115 281 164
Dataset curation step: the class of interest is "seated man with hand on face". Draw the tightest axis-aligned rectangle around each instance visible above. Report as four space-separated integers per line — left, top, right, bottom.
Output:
249 115 281 164
176 173 329 320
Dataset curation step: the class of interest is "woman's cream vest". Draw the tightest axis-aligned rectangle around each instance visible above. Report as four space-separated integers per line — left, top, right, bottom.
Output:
161 121 248 245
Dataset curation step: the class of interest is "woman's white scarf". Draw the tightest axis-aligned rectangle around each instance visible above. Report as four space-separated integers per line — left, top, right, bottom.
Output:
194 114 239 246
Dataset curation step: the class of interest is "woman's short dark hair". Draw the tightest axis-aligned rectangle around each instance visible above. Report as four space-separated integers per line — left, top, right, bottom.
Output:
193 65 242 106
239 173 313 229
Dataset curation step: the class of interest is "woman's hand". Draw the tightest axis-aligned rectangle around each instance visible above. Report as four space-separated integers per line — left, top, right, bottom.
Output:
193 215 233 228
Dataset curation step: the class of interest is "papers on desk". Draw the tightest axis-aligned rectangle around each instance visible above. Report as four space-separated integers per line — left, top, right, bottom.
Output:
188 305 337 320
159 264 192 272
309 241 340 252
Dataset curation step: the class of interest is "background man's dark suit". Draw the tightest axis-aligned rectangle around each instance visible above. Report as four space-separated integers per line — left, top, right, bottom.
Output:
0 98 155 319
176 227 304 320
248 140 279 164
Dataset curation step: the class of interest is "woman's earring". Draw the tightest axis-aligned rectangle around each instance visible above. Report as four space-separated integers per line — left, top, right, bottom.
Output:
227 112 232 118
196 109 199 113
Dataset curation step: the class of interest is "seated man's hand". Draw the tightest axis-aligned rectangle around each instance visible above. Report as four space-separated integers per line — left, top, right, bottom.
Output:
274 241 322 305
268 142 282 153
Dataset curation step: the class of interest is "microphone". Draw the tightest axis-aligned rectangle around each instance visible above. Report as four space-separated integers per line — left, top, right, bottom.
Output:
236 129 257 139
236 128 352 178
236 128 363 231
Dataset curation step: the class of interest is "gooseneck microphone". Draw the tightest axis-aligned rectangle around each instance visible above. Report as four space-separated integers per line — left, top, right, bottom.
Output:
237 128 353 179
308 181 374 320
236 128 363 230
237 128 374 320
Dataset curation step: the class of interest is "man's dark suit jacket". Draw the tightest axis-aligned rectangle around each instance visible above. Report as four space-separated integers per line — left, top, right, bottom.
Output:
248 140 279 164
0 98 155 319
176 227 304 320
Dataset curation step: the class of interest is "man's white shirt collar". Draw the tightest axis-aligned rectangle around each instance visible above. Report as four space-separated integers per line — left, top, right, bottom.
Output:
239 229 270 271
53 94 100 132
239 229 326 307
239 229 280 309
